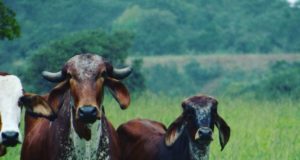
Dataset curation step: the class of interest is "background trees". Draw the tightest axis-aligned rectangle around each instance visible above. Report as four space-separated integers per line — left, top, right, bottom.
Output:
18 29 144 93
0 0 20 40
2 0 300 67
1 0 300 98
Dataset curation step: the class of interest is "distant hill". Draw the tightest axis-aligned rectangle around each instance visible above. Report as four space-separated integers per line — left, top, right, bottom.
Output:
130 54 300 71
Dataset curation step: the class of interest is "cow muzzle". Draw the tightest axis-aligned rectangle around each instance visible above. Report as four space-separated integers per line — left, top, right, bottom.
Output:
194 127 213 143
78 106 98 124
1 131 20 147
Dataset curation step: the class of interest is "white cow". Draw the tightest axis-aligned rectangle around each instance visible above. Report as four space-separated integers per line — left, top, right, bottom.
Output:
0 72 55 156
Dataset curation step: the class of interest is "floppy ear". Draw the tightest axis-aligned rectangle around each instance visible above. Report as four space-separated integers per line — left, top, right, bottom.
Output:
165 115 186 147
105 77 130 109
20 93 56 120
47 80 69 113
215 113 230 151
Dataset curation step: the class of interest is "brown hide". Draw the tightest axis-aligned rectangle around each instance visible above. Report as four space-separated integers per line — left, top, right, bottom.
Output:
118 119 167 160
0 72 9 76
21 107 122 160
118 95 230 160
21 54 131 160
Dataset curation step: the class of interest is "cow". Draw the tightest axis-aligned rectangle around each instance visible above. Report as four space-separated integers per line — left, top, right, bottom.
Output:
117 95 231 160
21 54 132 160
0 72 55 156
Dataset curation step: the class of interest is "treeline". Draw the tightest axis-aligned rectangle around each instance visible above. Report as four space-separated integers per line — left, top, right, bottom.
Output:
144 59 300 100
1 0 300 68
1 0 300 99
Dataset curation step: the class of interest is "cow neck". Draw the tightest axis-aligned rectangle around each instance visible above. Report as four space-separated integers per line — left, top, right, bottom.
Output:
68 95 111 160
186 130 210 160
55 90 74 159
168 129 210 160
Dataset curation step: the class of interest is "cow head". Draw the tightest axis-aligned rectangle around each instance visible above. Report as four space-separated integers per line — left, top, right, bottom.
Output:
0 74 55 152
42 54 131 124
165 95 230 151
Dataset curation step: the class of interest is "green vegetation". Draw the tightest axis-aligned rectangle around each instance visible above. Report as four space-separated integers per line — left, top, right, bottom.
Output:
18 29 144 93
141 54 300 100
3 95 300 160
0 0 20 40
1 0 300 71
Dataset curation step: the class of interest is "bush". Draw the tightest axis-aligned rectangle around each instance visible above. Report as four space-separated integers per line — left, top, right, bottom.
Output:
228 61 300 99
259 61 300 99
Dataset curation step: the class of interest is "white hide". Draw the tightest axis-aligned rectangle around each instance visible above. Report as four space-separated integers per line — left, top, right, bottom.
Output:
0 75 23 143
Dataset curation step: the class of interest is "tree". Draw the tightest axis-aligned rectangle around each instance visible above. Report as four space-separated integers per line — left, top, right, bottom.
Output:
0 0 20 40
21 29 145 93
113 5 183 54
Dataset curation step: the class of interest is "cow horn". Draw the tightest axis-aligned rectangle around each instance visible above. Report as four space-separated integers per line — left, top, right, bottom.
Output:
42 71 66 83
111 67 132 80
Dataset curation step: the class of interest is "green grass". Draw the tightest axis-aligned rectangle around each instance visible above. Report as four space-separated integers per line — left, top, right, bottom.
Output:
3 94 300 160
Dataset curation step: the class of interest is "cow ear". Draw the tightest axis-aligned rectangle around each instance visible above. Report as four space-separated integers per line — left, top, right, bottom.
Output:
215 113 230 151
47 80 69 113
165 116 186 147
20 93 56 120
105 77 130 110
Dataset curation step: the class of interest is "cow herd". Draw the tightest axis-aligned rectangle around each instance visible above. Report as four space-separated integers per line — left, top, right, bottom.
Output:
0 53 230 160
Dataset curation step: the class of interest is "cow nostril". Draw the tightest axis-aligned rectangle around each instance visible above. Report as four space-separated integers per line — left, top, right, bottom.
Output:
2 131 19 140
197 128 213 141
79 106 97 116
78 106 98 123
198 128 212 135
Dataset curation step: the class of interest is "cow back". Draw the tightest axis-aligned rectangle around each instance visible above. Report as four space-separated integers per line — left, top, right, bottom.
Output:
117 119 167 160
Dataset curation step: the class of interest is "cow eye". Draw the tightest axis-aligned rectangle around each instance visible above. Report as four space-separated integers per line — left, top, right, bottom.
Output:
18 98 23 107
185 108 195 117
102 70 107 78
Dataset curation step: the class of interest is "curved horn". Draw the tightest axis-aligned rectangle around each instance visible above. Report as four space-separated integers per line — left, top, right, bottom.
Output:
42 71 65 83
111 67 132 80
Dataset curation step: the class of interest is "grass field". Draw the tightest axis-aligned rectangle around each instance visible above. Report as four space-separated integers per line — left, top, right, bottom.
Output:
2 94 300 160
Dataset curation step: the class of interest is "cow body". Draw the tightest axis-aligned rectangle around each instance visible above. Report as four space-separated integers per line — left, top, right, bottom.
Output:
21 54 131 160
118 119 201 160
118 95 230 160
22 92 120 160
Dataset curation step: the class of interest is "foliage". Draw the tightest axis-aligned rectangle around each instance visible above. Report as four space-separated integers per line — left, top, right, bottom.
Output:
144 64 191 96
221 60 300 99
125 59 146 92
184 60 221 88
258 61 300 99
144 61 222 96
20 29 145 93
0 0 20 40
113 5 183 54
2 0 300 70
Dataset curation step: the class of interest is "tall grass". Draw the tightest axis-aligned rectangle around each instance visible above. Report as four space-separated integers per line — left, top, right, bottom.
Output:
2 94 300 160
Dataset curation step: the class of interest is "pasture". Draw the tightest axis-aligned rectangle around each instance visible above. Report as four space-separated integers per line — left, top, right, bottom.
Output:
3 94 300 160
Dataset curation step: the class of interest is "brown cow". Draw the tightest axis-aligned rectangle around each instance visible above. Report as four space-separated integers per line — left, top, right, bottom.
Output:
117 95 230 160
21 54 132 160
0 72 55 157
